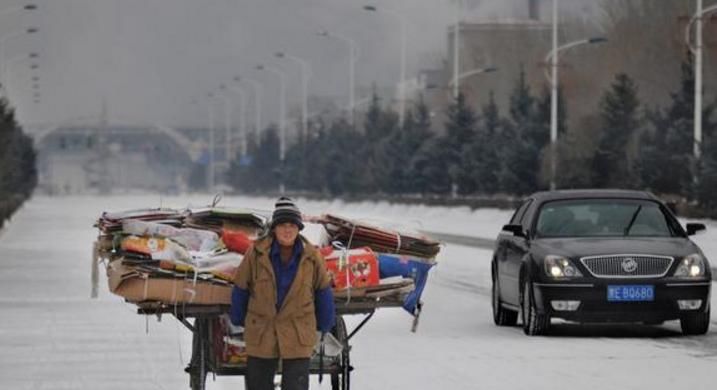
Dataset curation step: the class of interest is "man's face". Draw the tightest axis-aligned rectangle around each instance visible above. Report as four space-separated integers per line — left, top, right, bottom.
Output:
274 222 299 246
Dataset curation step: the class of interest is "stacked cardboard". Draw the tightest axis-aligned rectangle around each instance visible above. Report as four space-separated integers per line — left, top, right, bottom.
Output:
95 207 267 305
95 205 440 315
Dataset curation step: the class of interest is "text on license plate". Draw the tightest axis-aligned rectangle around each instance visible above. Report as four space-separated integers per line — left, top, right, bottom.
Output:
607 285 655 302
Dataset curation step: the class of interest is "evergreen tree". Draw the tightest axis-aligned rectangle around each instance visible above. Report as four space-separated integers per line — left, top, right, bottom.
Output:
361 89 399 194
443 92 479 194
637 53 715 197
245 125 280 192
498 68 546 195
405 95 435 194
591 73 642 188
696 129 717 214
324 120 366 195
470 91 503 194
0 97 37 227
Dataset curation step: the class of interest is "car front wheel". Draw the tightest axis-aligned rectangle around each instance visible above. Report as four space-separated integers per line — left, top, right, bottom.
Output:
492 269 518 326
521 277 550 336
680 306 710 335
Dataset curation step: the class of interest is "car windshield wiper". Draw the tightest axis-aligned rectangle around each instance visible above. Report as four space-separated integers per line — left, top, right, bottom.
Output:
623 205 642 236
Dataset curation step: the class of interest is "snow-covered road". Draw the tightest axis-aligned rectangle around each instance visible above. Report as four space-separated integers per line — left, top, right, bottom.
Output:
0 195 715 389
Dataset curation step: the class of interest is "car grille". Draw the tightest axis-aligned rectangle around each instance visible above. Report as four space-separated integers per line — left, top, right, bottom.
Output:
579 255 674 278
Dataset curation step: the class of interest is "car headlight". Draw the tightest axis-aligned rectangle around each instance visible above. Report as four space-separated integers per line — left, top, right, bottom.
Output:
544 255 583 278
673 254 706 278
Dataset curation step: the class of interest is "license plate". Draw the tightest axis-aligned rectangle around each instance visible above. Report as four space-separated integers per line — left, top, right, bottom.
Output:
607 285 655 302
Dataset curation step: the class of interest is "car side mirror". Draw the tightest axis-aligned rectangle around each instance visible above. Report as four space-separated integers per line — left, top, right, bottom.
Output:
502 224 526 238
686 223 706 236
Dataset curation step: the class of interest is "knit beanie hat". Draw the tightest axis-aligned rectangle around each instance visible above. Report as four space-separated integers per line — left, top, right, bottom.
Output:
270 196 304 231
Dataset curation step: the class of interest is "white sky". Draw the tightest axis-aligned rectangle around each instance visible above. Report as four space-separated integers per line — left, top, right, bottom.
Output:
2 0 597 129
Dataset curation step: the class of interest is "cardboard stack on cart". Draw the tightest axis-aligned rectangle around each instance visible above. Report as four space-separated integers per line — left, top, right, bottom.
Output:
95 207 267 305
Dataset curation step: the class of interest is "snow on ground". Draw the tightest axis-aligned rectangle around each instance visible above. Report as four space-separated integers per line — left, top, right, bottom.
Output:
0 195 715 390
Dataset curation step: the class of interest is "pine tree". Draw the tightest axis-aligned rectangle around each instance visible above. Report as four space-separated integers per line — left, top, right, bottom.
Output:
471 91 503 194
0 97 37 227
498 68 545 195
443 92 479 194
592 73 642 188
324 120 366 195
360 89 399 194
405 95 435 194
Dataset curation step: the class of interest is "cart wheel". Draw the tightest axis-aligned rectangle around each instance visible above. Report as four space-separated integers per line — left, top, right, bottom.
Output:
331 316 351 390
189 318 209 390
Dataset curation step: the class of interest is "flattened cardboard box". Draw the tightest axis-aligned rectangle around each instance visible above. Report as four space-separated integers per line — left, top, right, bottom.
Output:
107 261 231 304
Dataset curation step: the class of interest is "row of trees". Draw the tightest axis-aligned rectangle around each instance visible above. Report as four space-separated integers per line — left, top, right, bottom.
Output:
0 98 37 228
226 53 717 213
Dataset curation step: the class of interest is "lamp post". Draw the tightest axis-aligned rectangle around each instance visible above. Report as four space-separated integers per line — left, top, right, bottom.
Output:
2 52 37 96
256 64 288 194
0 28 38 95
235 76 263 135
363 5 407 126
545 0 606 190
317 29 358 125
205 92 217 192
448 66 498 90
275 51 311 140
218 84 235 165
226 83 248 158
0 4 37 17
452 0 466 99
685 0 717 165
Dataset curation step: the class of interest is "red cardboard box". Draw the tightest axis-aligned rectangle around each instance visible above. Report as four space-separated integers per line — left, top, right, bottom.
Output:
324 247 380 290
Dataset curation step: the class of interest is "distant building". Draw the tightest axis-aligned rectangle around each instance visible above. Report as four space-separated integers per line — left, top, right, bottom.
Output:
420 18 552 129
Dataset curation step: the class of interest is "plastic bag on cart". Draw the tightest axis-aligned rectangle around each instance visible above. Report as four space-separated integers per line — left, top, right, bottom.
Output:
313 331 343 358
377 253 436 316
217 314 248 364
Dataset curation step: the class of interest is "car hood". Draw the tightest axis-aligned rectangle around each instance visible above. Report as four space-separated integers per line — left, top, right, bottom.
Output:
532 237 701 260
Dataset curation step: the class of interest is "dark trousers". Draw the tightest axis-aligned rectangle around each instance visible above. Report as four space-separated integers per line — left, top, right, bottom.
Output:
245 356 310 390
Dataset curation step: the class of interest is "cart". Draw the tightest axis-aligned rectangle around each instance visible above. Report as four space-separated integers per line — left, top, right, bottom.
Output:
134 289 413 390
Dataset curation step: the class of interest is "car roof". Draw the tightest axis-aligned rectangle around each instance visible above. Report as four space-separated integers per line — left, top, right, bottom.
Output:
527 189 659 203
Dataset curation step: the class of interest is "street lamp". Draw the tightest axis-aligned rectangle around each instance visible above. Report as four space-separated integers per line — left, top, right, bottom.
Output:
234 75 263 135
275 51 311 140
256 63 288 194
0 28 38 94
256 64 287 161
218 84 235 165
685 0 717 164
451 0 466 99
0 4 37 17
363 4 408 126
205 92 217 192
317 29 358 125
545 0 606 190
2 52 38 94
448 66 498 89
225 82 248 159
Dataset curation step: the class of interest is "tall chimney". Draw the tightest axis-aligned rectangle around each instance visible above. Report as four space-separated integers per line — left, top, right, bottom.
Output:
528 0 540 21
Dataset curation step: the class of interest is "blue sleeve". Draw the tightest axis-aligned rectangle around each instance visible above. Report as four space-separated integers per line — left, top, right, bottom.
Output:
230 285 250 326
315 287 336 333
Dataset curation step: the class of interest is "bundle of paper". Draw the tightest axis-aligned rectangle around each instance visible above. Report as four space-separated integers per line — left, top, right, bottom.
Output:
96 208 184 234
184 207 268 235
318 214 440 258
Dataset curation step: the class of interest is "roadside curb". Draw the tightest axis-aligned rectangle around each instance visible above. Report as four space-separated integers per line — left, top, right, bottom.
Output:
422 231 494 250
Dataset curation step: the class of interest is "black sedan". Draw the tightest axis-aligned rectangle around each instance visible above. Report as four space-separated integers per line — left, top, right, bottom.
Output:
491 189 712 336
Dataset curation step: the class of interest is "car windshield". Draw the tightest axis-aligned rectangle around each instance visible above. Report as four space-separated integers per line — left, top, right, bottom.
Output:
535 199 677 238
